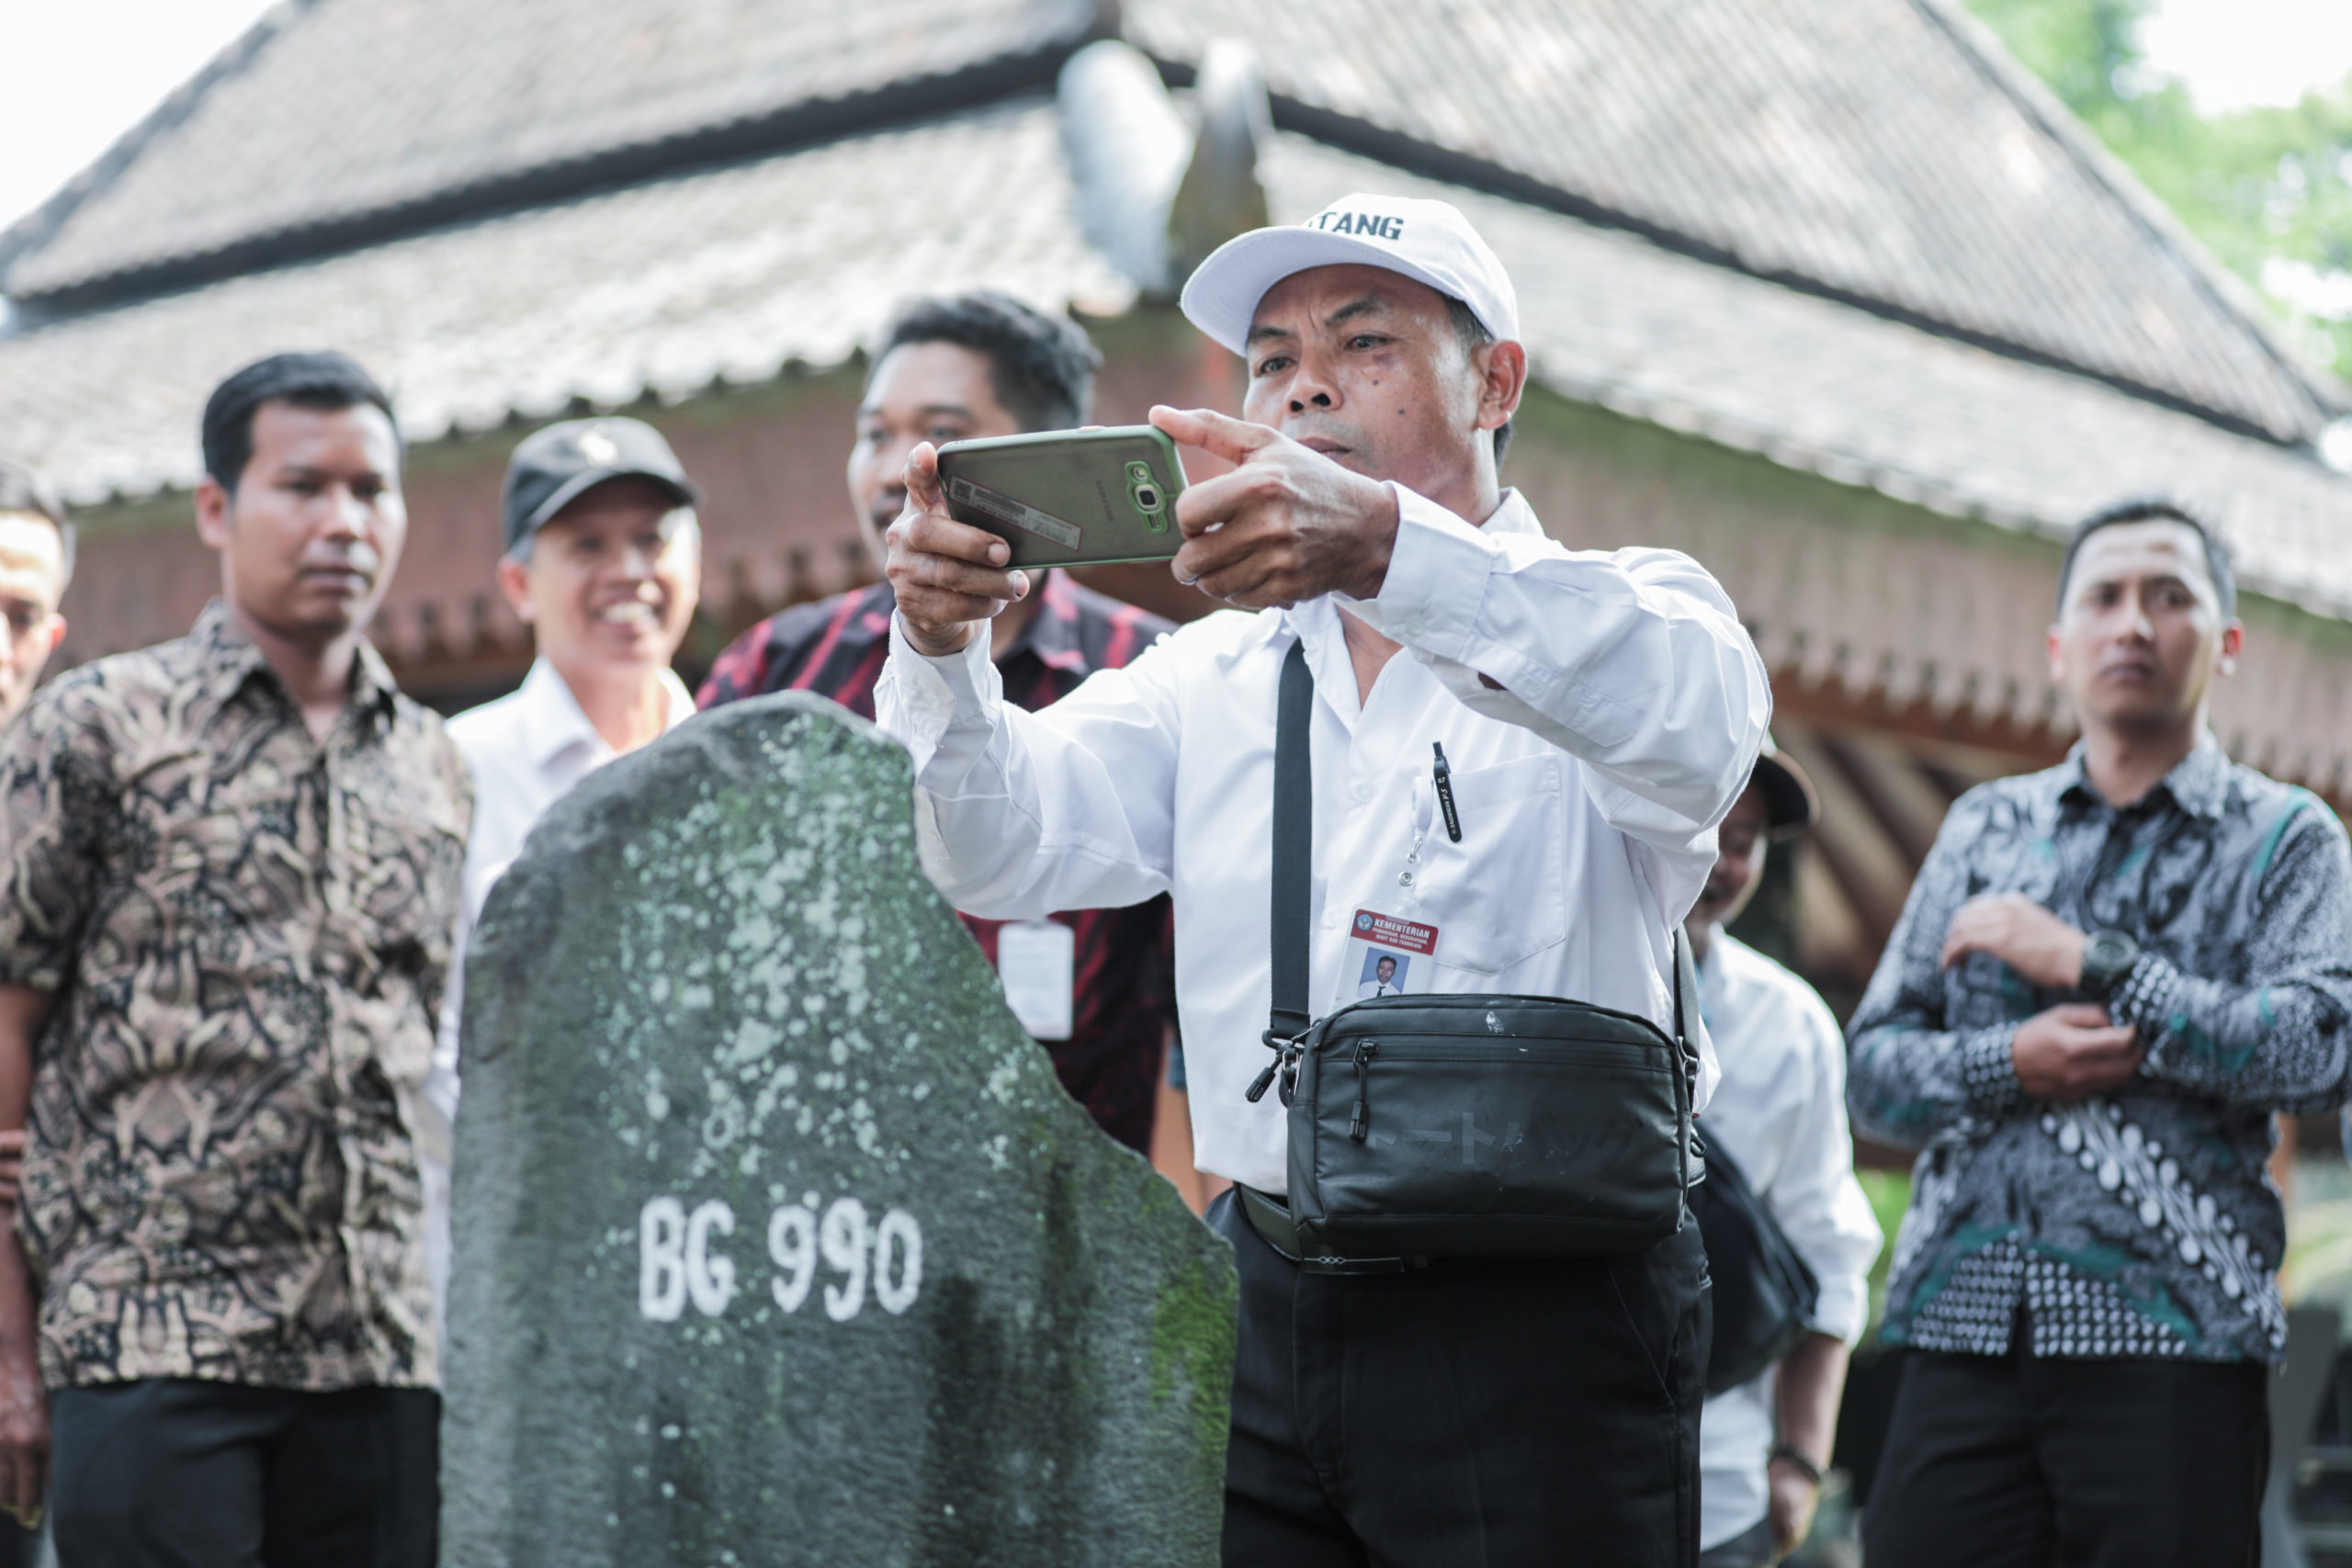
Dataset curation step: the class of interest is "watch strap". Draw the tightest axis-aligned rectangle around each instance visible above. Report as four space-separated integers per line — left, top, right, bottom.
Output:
1768 1443 1826 1487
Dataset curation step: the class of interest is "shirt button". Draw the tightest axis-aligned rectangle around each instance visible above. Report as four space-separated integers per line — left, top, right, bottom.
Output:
1351 783 1372 805
1397 871 1415 887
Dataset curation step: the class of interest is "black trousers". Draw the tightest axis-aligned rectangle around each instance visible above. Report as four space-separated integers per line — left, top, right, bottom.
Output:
1213 1190 1710 1567
1863 1343 2268 1568
49 1378 438 1568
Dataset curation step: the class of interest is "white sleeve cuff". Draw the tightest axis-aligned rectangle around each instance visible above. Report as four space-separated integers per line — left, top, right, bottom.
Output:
877 614 998 780
1355 483 1497 661
1807 1274 1873 1347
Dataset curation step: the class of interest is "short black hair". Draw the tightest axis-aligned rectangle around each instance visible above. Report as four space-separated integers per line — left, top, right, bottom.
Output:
0 459 73 588
201 351 401 494
869 291 1101 433
1443 296 1514 469
2055 498 2236 621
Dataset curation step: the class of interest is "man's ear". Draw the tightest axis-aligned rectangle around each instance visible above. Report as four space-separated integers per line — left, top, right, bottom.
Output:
1473 339 1528 433
495 555 536 624
43 615 65 655
194 477 233 550
2218 618 2244 676
2046 623 2064 687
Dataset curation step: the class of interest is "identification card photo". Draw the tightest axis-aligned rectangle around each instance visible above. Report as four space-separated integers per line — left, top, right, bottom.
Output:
1340 908 1438 1005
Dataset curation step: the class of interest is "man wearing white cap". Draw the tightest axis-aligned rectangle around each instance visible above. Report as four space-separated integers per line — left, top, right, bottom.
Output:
874 193 1769 1562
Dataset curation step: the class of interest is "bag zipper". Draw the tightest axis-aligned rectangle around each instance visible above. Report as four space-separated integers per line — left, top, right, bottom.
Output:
1348 1039 1380 1142
1339 1035 1660 1147
1332 1038 1661 1066
1326 990 1675 1044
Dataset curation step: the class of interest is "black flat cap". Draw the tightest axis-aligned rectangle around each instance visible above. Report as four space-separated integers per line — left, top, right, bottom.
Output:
501 418 699 554
1753 735 1819 840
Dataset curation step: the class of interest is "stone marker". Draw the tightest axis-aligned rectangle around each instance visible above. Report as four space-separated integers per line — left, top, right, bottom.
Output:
442 694 1236 1568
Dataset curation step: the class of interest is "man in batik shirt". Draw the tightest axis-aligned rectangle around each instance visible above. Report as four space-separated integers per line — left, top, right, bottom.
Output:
1850 500 2352 1568
0 354 468 1567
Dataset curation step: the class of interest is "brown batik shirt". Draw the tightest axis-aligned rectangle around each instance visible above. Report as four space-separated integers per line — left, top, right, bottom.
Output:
0 601 470 1392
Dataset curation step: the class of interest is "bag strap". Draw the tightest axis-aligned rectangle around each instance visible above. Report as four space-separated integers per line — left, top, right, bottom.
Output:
1671 926 1700 1078
1673 926 1707 1192
1268 639 1316 1049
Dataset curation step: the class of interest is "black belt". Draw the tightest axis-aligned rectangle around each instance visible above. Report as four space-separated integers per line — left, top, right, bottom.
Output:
1236 1186 1421 1275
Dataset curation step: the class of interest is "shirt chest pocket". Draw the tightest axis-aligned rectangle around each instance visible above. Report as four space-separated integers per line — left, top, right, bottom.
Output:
1417 753 1571 976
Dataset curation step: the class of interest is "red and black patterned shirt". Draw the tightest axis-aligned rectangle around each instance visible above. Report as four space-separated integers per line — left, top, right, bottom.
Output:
699 571 1178 1151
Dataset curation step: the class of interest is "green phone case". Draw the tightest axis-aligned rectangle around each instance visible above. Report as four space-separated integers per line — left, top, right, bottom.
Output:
933 425 1188 569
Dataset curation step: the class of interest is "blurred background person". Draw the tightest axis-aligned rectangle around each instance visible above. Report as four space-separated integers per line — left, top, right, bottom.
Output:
1849 501 2352 1567
422 417 703 1332
700 291 1182 1163
1684 741 1882 1566
0 463 69 732
0 352 464 1568
0 464 72 1520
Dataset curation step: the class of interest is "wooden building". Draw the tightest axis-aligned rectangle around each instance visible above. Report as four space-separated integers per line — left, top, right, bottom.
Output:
3 0 2349 1001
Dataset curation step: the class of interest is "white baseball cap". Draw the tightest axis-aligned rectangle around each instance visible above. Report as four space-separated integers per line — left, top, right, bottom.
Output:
1179 192 1521 356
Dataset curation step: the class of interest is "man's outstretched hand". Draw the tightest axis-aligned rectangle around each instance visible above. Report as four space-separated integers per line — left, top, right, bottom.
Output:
884 442 1031 658
1151 406 1399 608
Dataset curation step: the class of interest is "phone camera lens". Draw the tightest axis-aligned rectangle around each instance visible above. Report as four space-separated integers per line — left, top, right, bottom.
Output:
1136 486 1160 511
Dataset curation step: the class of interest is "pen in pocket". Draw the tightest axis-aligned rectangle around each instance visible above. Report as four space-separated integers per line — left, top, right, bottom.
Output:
1431 743 1462 842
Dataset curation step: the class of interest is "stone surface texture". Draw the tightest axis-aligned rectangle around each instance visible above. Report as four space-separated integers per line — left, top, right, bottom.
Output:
441 694 1234 1567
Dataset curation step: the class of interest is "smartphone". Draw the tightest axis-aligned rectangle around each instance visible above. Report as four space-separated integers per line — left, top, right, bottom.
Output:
933 425 1187 569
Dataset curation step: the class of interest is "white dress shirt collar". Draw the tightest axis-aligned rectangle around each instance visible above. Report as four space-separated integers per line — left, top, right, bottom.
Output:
508 655 697 773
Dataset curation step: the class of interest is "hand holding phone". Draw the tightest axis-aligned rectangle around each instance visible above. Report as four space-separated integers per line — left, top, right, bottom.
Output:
884 443 1033 658
933 425 1189 569
1150 406 1399 608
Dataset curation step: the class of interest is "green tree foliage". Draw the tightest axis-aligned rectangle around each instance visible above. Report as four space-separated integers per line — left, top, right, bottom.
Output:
1968 0 2352 378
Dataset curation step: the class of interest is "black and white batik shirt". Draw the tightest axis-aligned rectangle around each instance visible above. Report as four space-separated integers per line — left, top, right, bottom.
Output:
1849 736 2352 1362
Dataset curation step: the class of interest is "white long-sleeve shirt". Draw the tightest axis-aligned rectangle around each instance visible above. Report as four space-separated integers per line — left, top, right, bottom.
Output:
1695 933 1884 1551
876 483 1769 1194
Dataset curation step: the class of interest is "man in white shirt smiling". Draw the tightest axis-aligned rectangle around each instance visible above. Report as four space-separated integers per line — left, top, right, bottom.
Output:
422 417 703 1328
874 194 1769 1564
1683 742 1882 1566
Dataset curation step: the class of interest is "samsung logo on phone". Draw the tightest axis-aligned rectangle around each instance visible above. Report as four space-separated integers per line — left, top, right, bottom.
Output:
1308 211 1404 241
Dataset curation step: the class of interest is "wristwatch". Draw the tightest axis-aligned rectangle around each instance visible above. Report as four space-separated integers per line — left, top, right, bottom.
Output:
2079 929 2141 998
1768 1444 1825 1488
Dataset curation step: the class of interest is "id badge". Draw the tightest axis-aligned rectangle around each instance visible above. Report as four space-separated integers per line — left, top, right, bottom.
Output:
997 920 1076 1041
1338 908 1439 1008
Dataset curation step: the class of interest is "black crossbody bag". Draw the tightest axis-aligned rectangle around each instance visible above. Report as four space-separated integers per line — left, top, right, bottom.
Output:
1242 642 1704 1261
1688 1137 1820 1392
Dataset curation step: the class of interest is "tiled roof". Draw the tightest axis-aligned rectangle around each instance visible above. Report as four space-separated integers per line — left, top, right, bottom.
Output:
2 0 2335 447
3 102 2346 617
0 0 1095 302
1129 0 2338 444
0 101 1133 505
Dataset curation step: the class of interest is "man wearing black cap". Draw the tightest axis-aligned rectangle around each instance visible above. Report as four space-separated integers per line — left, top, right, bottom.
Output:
1682 743 1882 1566
422 416 703 1328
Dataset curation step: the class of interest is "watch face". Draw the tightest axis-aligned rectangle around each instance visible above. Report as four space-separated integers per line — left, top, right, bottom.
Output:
2086 931 2135 986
